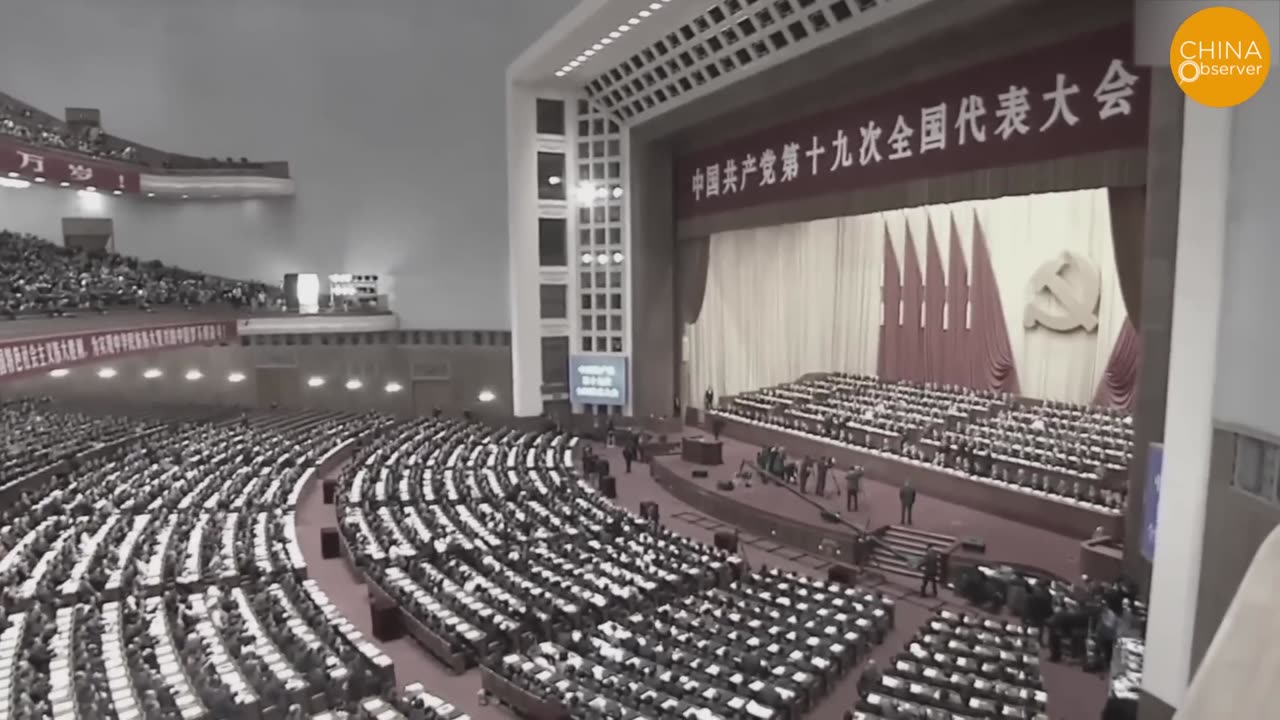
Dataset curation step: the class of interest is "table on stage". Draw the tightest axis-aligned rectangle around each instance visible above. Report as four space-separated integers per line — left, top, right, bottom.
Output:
681 436 723 465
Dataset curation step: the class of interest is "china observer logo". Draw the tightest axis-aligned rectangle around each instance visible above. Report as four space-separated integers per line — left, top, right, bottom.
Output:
1170 6 1271 107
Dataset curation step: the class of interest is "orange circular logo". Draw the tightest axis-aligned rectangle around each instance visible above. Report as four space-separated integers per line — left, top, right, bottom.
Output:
1170 6 1271 108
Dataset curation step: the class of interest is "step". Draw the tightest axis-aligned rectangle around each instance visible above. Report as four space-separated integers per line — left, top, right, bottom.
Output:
883 525 957 546
869 549 922 579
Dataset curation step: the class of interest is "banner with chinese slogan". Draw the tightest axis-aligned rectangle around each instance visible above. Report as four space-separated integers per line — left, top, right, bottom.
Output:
675 24 1149 218
0 138 142 193
0 321 236 381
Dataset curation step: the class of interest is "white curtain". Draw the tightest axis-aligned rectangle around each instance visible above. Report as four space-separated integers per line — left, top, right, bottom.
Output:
688 214 883 403
949 188 1126 403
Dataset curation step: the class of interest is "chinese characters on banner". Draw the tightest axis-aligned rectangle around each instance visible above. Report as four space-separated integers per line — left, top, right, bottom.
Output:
0 137 142 193
675 25 1149 218
0 322 236 380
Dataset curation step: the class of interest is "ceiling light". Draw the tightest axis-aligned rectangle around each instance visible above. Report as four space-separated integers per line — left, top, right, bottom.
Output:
595 186 609 200
547 175 562 186
561 65 573 72
592 43 603 51
33 176 45 183
596 252 609 264
85 186 96 192
600 37 613 45
0 177 31 189
477 389 496 403
650 2 662 8
143 368 163 379
384 381 404 393
146 192 155 197
638 10 651 18
78 189 97 198
581 252 594 265
181 194 189 199
345 378 363 390
97 367 117 379
184 369 203 381
555 71 566 77
611 186 624 199
227 371 246 383
612 251 625 263
618 24 631 32
568 60 580 68
576 54 587 62
5 172 16 178
307 376 326 388
112 190 122 196
583 50 595 57
59 181 70 187
49 368 69 378
574 182 597 204
609 31 621 38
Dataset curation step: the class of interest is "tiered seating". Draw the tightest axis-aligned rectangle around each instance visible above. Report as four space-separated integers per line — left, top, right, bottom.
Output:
0 407 464 719
0 398 161 491
1 229 282 316
857 610 1048 720
717 374 1131 511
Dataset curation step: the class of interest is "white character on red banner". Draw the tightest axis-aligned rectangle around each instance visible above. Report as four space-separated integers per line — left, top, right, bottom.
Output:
691 167 705 201
0 348 12 376
829 129 854 171
17 150 46 175
722 158 740 194
994 85 1032 140
955 95 988 145
804 136 826 176
1040 73 1081 131
704 164 721 197
887 115 914 160
1094 59 1140 120
759 148 778 186
919 103 947 154
858 121 884 166
739 153 758 187
69 164 94 182
780 142 800 182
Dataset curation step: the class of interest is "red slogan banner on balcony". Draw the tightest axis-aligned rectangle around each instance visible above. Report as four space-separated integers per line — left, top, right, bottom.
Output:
674 24 1149 219
0 138 142 193
0 321 236 380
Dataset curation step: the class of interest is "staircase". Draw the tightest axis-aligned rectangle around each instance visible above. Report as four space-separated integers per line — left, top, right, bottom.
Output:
867 525 958 580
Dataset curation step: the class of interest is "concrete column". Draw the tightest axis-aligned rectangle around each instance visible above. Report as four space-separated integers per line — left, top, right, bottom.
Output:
506 82 544 416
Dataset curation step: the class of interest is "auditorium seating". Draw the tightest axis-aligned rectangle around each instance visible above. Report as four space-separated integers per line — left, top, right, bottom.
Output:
0 406 467 719
856 610 1049 719
1 229 282 316
719 373 1132 512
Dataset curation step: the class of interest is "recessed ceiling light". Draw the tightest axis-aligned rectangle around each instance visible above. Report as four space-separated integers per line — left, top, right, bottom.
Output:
5 172 16 178
581 252 594 264
345 378 363 390
384 381 403 393
97 367 117 379
548 175 562 185
583 50 595 57
638 10 651 18
612 251 625 263
85 186 97 192
307 376 326 388
49 368 70 378
555 71 566 77
601 37 613 45
184 369 203 381
143 368 163 379
59 181 70 187
33 176 45 183
650 2 662 9
569 60 580 68
592 43 603 51
227 371 246 383
611 186 624 198
618 24 631 32
146 192 155 198
609 31 621 39
477 389 496 403
112 190 122 196
576 54 587 62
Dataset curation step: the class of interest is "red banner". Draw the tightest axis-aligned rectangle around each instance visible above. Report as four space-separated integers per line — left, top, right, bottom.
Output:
675 24 1149 219
0 137 141 193
0 321 236 381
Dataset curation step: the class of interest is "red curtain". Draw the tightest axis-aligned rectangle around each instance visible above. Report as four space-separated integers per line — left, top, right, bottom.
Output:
899 226 926 382
967 214 1021 394
877 227 901 380
1093 317 1140 411
944 216 972 387
922 220 948 384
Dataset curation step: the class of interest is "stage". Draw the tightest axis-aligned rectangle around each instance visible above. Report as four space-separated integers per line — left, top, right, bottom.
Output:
650 434 1085 581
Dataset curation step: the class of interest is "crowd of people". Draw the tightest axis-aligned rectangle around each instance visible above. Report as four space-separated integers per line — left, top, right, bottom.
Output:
1 230 282 317
718 374 1134 512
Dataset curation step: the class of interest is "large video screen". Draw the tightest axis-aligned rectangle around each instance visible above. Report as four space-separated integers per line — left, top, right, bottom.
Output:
569 354 628 407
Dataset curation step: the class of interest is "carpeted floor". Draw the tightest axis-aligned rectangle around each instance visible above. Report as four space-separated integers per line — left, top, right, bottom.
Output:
295 439 1108 720
649 434 1084 580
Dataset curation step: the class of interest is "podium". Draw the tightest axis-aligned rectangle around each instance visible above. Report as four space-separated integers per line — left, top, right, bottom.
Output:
681 436 723 465
320 528 340 559
322 478 337 504
598 475 617 499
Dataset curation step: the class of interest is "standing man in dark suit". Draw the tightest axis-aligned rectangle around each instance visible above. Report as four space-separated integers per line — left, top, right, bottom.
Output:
622 445 634 474
816 457 831 497
846 466 862 511
920 545 940 597
798 456 812 493
704 387 715 411
899 481 917 525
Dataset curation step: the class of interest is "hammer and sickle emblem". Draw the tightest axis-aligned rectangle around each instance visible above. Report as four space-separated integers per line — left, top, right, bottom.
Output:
1023 251 1101 332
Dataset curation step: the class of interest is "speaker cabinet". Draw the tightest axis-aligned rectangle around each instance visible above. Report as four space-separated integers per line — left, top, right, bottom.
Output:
714 530 739 553
827 564 854 585
599 475 617 499
320 528 340 559
322 478 337 505
370 597 402 641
